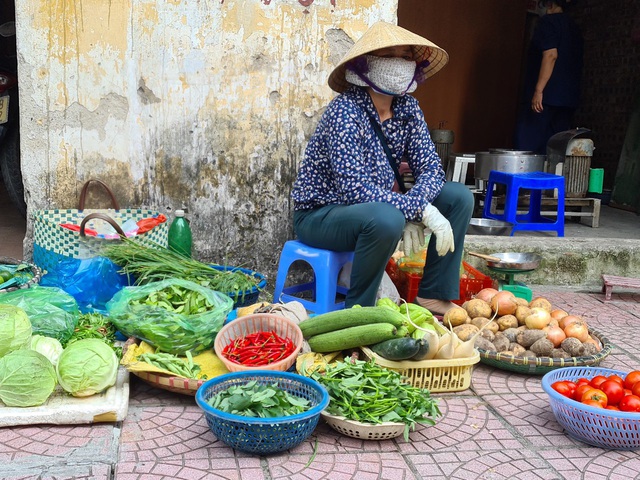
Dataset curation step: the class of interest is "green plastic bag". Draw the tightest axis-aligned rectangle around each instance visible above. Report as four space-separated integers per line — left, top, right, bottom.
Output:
0 286 80 343
106 278 233 355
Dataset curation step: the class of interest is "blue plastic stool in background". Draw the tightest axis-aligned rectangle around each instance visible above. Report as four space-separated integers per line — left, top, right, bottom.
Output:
483 171 565 237
273 240 354 315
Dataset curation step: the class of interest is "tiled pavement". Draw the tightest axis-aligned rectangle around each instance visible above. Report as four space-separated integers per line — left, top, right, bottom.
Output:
2 286 640 480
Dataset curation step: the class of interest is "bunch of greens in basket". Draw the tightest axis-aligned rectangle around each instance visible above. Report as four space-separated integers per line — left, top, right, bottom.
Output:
102 238 262 301
310 358 441 441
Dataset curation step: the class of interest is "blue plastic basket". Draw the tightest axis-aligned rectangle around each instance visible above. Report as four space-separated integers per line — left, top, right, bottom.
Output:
541 366 640 450
195 371 329 455
210 265 266 309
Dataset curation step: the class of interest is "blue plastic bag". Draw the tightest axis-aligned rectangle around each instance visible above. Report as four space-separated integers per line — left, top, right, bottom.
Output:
40 257 130 313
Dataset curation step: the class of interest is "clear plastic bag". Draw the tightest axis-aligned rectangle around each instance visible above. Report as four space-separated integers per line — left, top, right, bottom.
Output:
106 278 234 355
0 286 80 343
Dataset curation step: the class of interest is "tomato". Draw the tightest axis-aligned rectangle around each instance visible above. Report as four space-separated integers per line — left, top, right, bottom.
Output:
618 394 640 412
632 382 640 398
575 384 596 401
624 371 640 390
583 399 604 408
600 380 625 406
581 388 608 407
624 388 633 397
607 374 625 386
576 377 591 387
606 405 621 411
590 375 609 389
552 380 576 399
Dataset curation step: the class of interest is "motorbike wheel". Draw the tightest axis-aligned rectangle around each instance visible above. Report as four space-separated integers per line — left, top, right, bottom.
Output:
0 127 26 218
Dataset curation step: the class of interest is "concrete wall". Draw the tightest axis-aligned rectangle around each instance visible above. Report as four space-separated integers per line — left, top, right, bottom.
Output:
16 0 397 278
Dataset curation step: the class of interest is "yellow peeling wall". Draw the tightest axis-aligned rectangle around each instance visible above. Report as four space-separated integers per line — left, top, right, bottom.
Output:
16 0 397 274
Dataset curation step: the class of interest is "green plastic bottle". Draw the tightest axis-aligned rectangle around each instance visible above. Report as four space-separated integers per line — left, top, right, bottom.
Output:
168 209 192 258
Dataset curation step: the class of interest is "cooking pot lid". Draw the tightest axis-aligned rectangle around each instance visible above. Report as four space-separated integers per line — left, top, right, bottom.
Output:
488 149 535 155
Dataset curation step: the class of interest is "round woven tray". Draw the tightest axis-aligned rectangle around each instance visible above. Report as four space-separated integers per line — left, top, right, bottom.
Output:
478 327 612 375
0 257 42 293
321 412 405 440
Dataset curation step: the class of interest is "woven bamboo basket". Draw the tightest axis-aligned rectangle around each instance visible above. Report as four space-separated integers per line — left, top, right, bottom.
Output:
0 257 42 293
478 328 612 375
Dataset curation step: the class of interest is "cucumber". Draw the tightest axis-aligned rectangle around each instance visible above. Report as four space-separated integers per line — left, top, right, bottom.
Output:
298 306 406 339
307 323 399 353
370 337 421 361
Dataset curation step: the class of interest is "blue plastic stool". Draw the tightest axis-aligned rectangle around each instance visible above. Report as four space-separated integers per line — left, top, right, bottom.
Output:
273 240 354 315
483 171 565 237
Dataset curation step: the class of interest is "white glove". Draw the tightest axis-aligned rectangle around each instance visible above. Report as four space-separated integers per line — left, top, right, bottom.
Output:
402 222 426 256
421 203 454 256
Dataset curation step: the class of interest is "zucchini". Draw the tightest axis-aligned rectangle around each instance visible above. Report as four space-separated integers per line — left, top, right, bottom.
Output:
410 338 432 360
370 337 421 361
308 323 399 353
298 306 406 339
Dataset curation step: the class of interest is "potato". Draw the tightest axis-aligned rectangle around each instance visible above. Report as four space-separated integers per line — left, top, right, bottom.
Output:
493 333 511 352
497 314 518 331
514 305 532 326
465 298 492 319
530 338 554 357
474 336 496 351
453 324 479 342
529 296 552 312
516 329 547 348
551 348 571 359
515 297 529 307
581 343 600 357
443 306 470 328
560 337 584 357
471 316 499 334
481 329 496 342
509 343 526 356
502 328 520 343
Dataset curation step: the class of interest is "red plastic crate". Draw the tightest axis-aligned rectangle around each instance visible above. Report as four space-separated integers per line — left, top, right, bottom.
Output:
455 262 494 305
386 260 493 305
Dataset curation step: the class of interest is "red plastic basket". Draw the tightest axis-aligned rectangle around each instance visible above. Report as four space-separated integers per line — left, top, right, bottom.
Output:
386 261 493 305
455 262 494 305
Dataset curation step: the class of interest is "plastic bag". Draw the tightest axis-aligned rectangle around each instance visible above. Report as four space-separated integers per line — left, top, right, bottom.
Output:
40 257 130 314
338 263 401 304
106 278 234 355
0 286 80 343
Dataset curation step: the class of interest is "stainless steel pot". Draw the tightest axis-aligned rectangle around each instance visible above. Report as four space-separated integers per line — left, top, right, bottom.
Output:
474 150 547 182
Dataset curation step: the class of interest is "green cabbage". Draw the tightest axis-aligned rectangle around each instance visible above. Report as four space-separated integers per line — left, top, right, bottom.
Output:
56 339 118 397
30 335 64 367
0 350 57 407
0 304 32 358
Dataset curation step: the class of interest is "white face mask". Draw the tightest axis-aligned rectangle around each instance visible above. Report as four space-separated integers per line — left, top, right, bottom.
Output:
345 55 418 96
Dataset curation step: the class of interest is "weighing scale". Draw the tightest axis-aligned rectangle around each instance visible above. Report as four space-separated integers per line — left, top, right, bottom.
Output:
468 252 542 302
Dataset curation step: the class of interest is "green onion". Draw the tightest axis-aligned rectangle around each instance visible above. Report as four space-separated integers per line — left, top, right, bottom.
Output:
102 238 262 301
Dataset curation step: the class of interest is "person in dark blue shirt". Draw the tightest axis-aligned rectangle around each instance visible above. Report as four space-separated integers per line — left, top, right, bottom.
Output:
514 0 584 153
291 22 474 313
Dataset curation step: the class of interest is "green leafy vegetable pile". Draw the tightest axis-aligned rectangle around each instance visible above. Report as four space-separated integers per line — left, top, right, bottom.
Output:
310 359 441 441
207 380 311 418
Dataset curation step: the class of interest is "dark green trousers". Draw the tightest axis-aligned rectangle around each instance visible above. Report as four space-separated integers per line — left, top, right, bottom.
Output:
293 182 474 307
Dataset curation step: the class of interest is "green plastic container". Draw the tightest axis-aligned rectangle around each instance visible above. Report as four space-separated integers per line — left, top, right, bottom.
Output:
588 168 604 194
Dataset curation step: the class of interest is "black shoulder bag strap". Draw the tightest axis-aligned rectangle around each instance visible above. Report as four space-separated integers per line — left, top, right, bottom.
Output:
368 117 407 193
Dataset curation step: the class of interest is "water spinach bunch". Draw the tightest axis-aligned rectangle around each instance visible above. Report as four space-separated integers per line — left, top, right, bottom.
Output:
208 380 310 418
311 358 441 441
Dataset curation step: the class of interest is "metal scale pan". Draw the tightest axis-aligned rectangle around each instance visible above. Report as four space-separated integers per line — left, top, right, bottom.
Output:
468 252 542 301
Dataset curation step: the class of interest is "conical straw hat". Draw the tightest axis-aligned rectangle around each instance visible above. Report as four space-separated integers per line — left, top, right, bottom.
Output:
328 21 449 93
